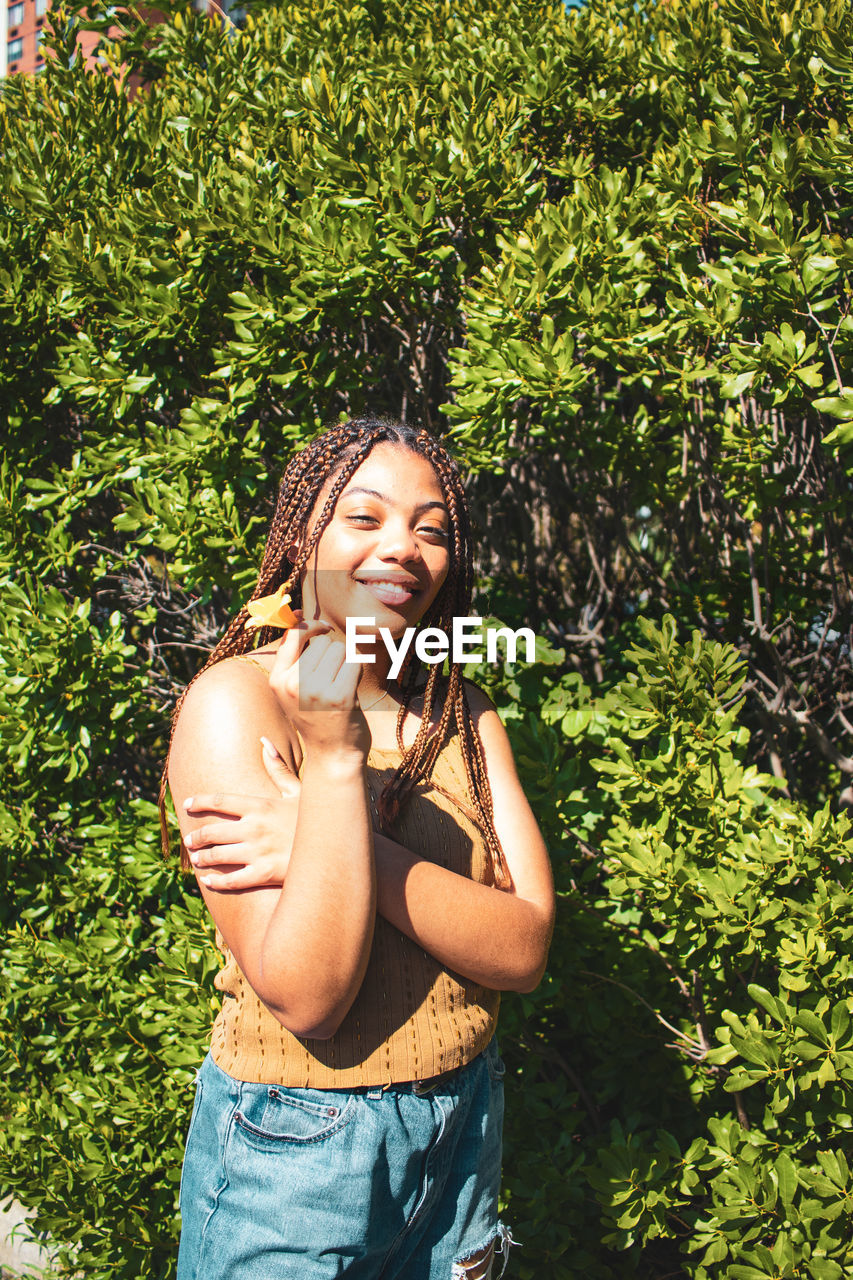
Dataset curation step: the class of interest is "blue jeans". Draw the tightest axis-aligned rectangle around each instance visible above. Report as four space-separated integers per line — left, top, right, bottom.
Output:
177 1041 507 1279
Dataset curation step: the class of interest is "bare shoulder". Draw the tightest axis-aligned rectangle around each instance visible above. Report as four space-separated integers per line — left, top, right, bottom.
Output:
462 680 516 769
174 655 277 736
169 655 300 794
462 679 499 719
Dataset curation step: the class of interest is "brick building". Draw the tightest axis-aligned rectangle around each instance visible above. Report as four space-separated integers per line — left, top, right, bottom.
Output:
2 0 241 79
3 0 51 77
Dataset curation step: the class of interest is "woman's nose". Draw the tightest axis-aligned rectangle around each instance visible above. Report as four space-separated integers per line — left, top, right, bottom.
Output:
377 520 421 562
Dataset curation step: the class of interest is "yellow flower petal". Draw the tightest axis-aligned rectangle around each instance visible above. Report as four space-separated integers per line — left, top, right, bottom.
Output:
244 586 298 631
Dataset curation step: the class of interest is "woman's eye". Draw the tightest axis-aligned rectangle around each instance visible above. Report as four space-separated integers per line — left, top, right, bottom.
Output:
346 514 446 539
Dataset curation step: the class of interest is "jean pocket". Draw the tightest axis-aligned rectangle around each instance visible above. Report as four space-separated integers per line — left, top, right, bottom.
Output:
234 1084 356 1145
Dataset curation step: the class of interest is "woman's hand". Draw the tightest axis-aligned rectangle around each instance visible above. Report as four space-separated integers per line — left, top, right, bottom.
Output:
183 738 300 891
269 620 371 764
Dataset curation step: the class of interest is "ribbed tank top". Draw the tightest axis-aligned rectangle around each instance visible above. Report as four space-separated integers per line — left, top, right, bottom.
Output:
208 731 501 1087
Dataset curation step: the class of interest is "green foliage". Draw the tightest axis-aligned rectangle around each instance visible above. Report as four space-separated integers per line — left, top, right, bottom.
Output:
494 619 853 1277
1 0 852 1275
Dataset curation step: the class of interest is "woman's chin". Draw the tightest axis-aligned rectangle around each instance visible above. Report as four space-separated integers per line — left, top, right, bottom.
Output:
347 605 424 634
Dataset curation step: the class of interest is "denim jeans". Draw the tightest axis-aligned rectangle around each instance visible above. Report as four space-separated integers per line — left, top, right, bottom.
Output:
177 1040 507 1279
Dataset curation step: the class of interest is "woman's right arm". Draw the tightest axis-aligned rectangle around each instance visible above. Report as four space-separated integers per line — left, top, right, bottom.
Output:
168 629 375 1039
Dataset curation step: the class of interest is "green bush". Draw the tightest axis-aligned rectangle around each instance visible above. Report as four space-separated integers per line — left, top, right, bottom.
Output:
1 0 852 1276
471 616 853 1278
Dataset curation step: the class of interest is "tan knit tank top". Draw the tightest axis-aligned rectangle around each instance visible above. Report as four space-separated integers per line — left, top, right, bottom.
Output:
208 730 501 1087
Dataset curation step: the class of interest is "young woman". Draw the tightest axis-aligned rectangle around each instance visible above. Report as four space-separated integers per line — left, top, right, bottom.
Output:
163 417 555 1280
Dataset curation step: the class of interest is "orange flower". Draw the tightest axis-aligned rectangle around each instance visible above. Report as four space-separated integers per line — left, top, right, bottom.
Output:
244 586 298 631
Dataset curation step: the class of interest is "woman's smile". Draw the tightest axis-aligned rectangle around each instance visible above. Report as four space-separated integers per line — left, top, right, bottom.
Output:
301 443 451 634
353 571 422 608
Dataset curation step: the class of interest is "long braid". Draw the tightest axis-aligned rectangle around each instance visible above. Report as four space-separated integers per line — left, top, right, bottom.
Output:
160 417 510 889
372 428 510 889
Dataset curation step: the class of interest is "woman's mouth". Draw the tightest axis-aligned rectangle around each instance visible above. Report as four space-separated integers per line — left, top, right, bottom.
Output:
355 577 419 607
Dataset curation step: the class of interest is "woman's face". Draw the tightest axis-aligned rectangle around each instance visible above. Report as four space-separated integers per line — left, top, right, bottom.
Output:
297 443 452 639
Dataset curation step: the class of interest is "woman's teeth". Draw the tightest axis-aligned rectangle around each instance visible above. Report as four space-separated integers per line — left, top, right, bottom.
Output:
359 579 415 603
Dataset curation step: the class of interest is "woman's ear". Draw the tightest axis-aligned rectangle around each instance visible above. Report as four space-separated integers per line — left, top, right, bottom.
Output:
286 541 300 564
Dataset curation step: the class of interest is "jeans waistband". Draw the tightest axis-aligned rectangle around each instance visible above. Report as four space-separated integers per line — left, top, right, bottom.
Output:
362 1062 467 1100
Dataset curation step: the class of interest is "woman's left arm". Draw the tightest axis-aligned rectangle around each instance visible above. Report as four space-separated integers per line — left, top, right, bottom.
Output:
187 686 555 993
372 685 555 993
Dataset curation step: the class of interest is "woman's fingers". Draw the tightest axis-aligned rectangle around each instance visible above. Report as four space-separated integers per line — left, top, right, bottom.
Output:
268 625 369 759
188 841 247 868
269 622 336 708
305 637 351 692
198 861 282 891
185 814 277 855
273 619 332 677
296 636 361 705
261 737 300 796
184 820 241 850
273 637 359 715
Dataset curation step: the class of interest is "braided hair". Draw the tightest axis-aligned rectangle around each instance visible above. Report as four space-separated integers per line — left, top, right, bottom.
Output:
159 417 510 888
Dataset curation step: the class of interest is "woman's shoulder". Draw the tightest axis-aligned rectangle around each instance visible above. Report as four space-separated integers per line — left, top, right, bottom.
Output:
171 651 300 772
461 680 517 772
179 650 274 707
462 679 501 735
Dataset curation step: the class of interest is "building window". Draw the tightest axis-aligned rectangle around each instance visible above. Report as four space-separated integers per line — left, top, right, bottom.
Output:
36 0 49 15
7 36 23 60
8 3 24 26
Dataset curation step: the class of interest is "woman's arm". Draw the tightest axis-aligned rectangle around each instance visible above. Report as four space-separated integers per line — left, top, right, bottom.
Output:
168 627 375 1039
185 683 555 993
373 683 554 992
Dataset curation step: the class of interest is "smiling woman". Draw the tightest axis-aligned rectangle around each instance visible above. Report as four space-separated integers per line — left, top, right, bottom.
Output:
160 418 554 1280
295 445 452 675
